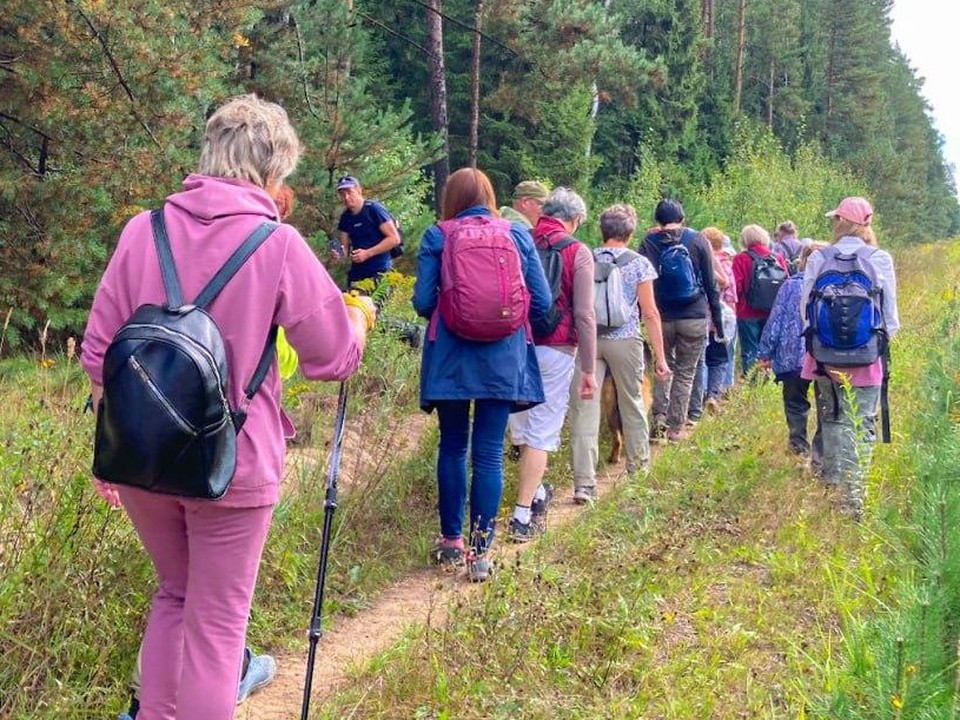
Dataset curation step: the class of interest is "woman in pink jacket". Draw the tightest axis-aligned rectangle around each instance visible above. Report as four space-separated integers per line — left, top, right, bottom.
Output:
81 95 375 720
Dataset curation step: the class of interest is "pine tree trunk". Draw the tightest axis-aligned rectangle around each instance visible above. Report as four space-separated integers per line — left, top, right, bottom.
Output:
701 0 714 38
766 57 775 127
426 0 449 208
468 0 483 168
733 0 746 116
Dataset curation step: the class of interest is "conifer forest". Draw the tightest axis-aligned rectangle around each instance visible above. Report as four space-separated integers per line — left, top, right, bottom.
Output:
1 0 957 343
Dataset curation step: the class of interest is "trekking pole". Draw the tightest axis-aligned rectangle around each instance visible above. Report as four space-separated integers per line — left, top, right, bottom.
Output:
300 379 349 720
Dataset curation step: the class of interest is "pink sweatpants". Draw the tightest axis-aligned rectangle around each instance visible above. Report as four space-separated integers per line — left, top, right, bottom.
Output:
118 487 274 720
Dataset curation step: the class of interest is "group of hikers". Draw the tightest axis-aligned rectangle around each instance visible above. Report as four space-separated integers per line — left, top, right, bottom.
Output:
78 94 900 720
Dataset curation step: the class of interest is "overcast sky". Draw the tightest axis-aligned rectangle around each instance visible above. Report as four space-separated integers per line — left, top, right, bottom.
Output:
889 1 958 192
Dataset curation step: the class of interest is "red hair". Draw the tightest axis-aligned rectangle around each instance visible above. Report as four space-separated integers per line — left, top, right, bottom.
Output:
440 168 498 221
275 185 295 220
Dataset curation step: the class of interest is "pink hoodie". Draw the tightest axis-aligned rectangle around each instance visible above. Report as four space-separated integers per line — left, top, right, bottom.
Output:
82 174 363 507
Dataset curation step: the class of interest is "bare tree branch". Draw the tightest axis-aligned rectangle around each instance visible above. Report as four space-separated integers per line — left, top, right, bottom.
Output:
357 11 439 62
66 0 161 147
406 0 546 77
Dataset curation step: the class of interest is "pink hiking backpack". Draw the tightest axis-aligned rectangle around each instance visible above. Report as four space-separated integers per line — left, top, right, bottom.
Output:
432 215 530 342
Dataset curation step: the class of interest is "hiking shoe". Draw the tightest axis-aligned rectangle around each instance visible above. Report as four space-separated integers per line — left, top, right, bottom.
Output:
530 483 554 527
685 414 701 427
118 694 139 720
508 517 541 543
431 536 466 568
665 428 686 443
237 648 276 705
466 552 493 582
705 397 721 413
573 485 598 505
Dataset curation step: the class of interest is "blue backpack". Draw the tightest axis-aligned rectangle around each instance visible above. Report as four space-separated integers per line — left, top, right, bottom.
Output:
805 245 885 368
654 229 702 307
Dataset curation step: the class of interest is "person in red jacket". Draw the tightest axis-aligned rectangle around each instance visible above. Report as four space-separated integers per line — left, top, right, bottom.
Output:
731 224 789 376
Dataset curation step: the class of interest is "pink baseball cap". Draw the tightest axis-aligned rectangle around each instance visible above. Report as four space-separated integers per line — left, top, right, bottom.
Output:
825 196 873 225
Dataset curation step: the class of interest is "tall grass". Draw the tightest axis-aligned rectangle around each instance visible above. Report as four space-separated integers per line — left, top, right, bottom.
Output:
0 279 438 719
311 243 960 719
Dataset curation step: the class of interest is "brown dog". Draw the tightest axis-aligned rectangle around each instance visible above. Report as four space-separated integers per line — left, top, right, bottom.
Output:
600 343 655 464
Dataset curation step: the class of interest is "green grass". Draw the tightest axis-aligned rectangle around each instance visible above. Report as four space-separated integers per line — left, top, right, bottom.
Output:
4 245 960 719
0 279 440 719
310 242 960 719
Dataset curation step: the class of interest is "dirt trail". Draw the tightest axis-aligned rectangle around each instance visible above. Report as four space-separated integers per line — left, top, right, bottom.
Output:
236 445 638 719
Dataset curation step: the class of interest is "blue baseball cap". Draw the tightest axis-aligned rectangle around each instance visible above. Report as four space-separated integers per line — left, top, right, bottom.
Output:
336 175 360 191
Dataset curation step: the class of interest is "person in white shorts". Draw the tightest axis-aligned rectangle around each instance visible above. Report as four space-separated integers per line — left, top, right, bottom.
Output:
508 187 597 542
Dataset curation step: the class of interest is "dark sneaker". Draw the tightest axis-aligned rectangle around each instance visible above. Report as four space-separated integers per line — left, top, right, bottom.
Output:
530 483 554 527
466 552 493 582
237 648 276 705
432 537 466 568
573 485 598 504
118 694 139 720
508 517 541 543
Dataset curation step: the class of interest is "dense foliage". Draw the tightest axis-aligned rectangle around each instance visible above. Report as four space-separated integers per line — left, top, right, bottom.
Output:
1 0 956 344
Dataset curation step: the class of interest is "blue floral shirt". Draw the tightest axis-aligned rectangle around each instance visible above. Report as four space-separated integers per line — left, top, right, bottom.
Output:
593 246 658 340
758 272 805 379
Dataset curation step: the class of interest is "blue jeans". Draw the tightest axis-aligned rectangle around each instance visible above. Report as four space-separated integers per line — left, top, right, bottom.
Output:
737 318 766 376
435 400 512 554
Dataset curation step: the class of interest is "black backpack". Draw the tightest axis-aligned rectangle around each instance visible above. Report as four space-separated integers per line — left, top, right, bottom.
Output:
530 233 575 338
745 249 788 312
92 209 279 499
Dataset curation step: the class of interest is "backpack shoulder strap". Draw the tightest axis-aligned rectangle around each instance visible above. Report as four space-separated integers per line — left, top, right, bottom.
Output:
151 208 184 309
550 234 576 252
613 249 640 266
193 222 279 308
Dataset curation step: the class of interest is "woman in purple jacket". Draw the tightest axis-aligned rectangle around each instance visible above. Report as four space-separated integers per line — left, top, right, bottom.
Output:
82 95 375 720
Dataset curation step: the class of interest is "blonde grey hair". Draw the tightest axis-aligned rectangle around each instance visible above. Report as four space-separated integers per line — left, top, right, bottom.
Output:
542 187 587 222
740 224 771 248
198 94 302 188
599 204 637 241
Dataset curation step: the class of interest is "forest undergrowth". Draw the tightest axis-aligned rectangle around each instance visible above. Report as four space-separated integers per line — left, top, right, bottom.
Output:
2 245 960 719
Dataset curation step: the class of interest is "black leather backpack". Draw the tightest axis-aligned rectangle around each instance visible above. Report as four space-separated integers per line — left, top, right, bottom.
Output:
93 208 278 499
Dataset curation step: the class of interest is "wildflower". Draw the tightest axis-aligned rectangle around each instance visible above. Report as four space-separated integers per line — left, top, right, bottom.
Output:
890 694 903 709
906 663 917 676
232 32 251 49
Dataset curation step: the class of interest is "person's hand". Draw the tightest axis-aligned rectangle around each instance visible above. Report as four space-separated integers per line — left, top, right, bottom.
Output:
92 478 121 508
351 248 371 263
654 359 672 380
758 358 772 371
579 371 597 400
329 250 344 262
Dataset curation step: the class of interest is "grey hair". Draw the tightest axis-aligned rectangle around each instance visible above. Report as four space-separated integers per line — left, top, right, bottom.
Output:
599 204 637 241
542 187 587 222
198 94 303 188
740 224 771 248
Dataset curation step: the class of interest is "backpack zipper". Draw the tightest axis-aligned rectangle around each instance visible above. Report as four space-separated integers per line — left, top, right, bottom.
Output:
121 322 230 411
128 355 198 435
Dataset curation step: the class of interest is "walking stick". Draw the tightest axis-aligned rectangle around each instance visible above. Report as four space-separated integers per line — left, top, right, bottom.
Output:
300 379 349 720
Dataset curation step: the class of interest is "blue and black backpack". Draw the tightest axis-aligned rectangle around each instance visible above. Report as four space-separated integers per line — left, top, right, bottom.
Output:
653 228 702 308
805 245 885 368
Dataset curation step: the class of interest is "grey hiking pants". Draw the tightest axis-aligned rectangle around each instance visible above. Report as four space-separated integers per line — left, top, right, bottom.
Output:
814 378 880 517
653 318 710 432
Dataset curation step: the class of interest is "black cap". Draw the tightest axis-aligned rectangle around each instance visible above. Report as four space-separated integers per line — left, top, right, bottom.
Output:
654 199 684 225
